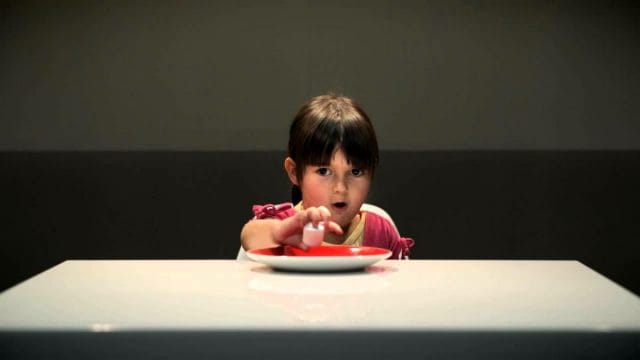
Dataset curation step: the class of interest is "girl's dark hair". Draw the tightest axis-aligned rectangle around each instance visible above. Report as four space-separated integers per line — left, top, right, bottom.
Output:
288 94 379 203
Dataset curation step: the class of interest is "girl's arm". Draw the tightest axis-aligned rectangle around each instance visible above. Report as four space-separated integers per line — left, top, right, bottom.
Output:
240 218 282 250
240 206 343 251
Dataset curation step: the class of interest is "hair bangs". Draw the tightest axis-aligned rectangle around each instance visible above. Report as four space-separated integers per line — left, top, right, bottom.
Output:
340 117 379 173
300 117 378 172
300 117 341 167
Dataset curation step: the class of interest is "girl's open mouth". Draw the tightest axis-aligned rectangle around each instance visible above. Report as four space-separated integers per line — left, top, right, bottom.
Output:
332 202 347 209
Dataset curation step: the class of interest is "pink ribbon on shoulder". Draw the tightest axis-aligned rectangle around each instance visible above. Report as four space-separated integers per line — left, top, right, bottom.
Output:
252 203 294 219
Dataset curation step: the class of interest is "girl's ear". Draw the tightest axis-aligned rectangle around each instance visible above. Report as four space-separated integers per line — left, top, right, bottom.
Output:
284 157 299 185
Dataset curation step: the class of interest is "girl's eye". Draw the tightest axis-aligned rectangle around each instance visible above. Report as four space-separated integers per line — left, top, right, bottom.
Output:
316 168 331 176
351 168 364 177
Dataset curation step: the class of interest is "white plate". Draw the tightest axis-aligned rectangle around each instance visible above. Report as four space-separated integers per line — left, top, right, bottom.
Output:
246 246 392 272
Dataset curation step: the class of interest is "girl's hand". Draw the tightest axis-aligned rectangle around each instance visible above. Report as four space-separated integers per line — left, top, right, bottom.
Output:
272 206 343 249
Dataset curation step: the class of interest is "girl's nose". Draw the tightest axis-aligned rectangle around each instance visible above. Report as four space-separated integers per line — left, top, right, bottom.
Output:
333 178 347 193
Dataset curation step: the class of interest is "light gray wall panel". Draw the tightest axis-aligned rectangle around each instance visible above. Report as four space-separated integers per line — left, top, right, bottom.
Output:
1 1 638 150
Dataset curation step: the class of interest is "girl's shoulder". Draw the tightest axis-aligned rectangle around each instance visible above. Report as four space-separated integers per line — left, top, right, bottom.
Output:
360 204 397 229
251 202 296 220
362 211 399 236
362 210 415 260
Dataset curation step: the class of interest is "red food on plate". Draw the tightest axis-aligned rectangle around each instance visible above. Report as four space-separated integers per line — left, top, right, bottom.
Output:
250 245 390 257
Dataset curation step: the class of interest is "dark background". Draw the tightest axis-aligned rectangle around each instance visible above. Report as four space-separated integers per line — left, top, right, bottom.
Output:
1 1 639 294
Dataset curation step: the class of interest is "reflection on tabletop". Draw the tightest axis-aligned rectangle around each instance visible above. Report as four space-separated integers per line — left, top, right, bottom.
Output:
246 264 396 323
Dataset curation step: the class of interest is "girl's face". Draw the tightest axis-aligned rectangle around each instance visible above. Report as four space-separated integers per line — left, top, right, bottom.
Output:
291 148 371 229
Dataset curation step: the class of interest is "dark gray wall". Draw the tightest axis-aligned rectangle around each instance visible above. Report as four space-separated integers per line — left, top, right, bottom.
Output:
1 0 639 150
2 151 640 295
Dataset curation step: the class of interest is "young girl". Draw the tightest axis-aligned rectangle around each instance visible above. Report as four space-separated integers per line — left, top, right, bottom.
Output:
240 94 414 259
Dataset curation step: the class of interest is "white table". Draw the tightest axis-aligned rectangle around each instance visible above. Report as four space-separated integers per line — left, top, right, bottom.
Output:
1 260 639 359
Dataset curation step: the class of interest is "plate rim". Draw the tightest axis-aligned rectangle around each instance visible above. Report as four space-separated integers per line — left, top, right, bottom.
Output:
246 245 392 271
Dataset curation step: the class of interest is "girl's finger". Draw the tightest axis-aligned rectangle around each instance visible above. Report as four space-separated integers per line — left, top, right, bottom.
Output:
307 207 324 227
318 206 331 221
282 234 308 250
325 221 343 235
